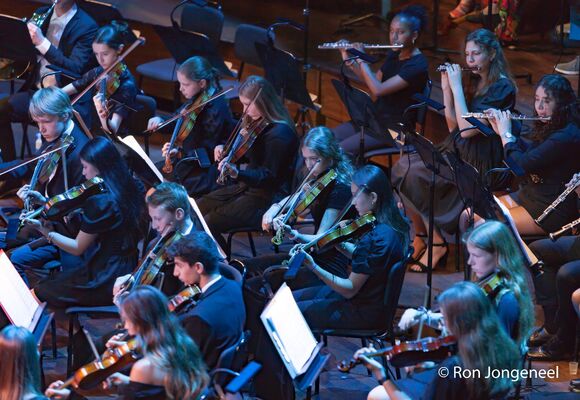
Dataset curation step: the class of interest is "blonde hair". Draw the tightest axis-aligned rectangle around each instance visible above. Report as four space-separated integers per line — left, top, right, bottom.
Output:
29 86 73 121
238 75 294 128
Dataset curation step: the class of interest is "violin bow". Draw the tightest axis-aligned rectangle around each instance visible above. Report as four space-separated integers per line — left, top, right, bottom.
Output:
0 143 71 177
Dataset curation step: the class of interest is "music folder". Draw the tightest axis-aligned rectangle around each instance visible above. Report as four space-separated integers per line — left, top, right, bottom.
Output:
260 283 324 380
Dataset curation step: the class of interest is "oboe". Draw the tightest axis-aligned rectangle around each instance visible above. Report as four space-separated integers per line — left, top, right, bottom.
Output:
550 217 580 241
318 42 403 50
462 112 551 121
436 65 480 72
535 173 580 224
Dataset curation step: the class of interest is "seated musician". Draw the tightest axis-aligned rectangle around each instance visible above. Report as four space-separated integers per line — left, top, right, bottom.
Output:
166 231 246 369
46 286 209 400
399 221 534 349
198 75 299 250
62 21 139 136
244 126 353 289
333 5 429 156
10 87 89 285
391 28 519 273
483 74 580 236
0 0 98 162
293 165 409 331
356 282 522 400
25 137 146 308
147 56 234 196
527 177 580 361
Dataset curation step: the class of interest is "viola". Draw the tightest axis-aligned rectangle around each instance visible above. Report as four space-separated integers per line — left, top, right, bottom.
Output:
42 177 106 220
168 285 202 312
292 169 338 219
306 212 376 252
337 335 457 373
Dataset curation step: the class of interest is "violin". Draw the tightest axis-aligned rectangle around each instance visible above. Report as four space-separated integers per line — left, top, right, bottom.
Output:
168 285 202 312
272 168 337 246
337 335 457 373
117 230 184 297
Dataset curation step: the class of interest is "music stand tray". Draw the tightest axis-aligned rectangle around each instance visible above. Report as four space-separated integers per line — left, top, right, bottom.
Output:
153 25 234 78
0 14 36 63
254 42 315 110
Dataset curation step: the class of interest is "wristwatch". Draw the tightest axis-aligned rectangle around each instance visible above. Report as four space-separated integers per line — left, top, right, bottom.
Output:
502 131 514 141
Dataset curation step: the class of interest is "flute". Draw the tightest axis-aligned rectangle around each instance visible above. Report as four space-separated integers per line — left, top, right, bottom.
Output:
318 42 403 50
535 173 580 224
462 112 551 121
550 217 580 240
436 65 480 72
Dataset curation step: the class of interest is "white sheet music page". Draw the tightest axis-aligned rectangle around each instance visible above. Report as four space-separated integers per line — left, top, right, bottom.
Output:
261 283 318 378
0 250 40 328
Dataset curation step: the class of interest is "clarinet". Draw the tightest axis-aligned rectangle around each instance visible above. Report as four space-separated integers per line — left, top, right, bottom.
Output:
550 217 580 241
535 174 580 224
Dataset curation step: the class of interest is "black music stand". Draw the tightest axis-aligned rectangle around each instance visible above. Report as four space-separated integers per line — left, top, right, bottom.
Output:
0 14 37 82
331 78 397 165
254 41 316 135
153 25 234 78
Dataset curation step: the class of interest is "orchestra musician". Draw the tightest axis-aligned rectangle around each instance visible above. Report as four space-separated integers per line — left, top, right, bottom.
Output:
62 21 139 136
197 75 299 250
392 28 518 272
399 221 534 348
293 165 409 331
46 286 209 400
0 0 98 161
148 56 234 196
246 126 353 289
484 74 580 235
10 87 89 286
356 281 522 400
166 231 246 369
333 5 429 155
27 137 146 308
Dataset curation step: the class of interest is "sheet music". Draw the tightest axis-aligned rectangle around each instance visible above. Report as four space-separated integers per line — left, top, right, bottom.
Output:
261 284 319 378
119 135 164 183
187 197 227 259
0 250 40 329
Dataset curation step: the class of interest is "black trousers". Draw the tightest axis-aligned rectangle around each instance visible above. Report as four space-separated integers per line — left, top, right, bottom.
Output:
530 236 580 346
0 90 34 161
197 183 270 251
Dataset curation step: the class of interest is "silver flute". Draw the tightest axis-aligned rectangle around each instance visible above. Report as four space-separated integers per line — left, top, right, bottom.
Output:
535 173 580 224
436 65 480 72
550 217 580 240
318 42 403 50
462 112 551 121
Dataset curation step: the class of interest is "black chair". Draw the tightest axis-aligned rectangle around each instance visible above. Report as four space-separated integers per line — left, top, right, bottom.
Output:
136 3 224 109
210 330 252 390
126 94 157 155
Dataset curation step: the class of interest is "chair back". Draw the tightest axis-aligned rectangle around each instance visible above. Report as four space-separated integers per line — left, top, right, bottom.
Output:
234 24 270 69
382 248 412 332
416 79 432 136
181 4 224 48
212 330 251 387
126 94 157 133
219 262 243 284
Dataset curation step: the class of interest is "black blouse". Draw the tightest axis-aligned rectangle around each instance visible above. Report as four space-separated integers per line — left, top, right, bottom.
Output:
117 381 167 400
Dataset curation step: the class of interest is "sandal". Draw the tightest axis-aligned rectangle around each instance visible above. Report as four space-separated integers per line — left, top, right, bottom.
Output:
411 233 427 262
409 242 449 273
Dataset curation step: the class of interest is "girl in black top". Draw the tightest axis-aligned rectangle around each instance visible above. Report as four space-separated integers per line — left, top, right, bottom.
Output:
487 74 580 235
197 76 299 250
357 281 522 400
46 286 209 400
0 326 48 400
333 5 429 155
294 165 409 331
29 137 146 308
148 56 234 195
63 21 138 136
245 126 354 288
392 28 518 272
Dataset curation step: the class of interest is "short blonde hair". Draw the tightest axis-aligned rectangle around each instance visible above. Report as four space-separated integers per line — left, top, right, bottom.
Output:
29 87 73 121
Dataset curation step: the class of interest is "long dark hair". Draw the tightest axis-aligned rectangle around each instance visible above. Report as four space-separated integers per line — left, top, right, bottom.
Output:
439 282 521 398
80 137 145 238
352 165 410 249
529 74 579 142
119 286 209 399
302 126 353 185
238 75 294 128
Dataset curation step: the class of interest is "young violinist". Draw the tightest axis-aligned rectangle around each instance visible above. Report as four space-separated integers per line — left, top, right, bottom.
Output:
293 165 410 331
399 221 534 348
391 28 518 273
244 126 353 288
10 87 89 285
484 74 580 236
0 0 98 162
356 281 522 400
26 137 146 308
198 75 299 250
46 286 209 400
148 56 234 195
333 5 429 155
166 231 246 369
0 325 48 400
62 21 138 136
